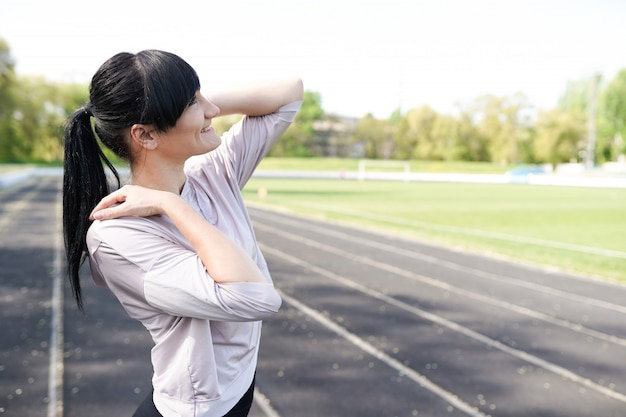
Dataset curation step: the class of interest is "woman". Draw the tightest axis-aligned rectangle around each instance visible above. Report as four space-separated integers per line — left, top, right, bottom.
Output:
62 49 303 416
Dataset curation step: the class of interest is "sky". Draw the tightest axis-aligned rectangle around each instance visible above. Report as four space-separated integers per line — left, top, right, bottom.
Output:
1 0 625 118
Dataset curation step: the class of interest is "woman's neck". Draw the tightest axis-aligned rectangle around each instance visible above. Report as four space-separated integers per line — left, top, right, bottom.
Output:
130 161 186 194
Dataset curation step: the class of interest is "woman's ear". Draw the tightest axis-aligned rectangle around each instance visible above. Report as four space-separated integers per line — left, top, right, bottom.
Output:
130 124 158 150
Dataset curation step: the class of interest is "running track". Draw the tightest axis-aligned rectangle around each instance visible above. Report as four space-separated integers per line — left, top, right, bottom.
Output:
1 175 625 416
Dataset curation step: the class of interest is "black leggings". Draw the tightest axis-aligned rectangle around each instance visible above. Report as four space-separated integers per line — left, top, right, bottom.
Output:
132 376 255 417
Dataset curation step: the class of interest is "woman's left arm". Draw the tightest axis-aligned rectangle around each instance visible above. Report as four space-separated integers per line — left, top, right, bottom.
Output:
208 77 303 117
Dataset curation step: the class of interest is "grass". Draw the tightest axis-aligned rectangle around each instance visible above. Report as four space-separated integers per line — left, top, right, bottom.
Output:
242 178 626 283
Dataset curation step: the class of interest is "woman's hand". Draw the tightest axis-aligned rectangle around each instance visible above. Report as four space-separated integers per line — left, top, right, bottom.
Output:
90 185 174 220
90 185 267 283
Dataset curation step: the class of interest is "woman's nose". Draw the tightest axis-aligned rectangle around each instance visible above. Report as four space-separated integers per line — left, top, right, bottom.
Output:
203 96 220 118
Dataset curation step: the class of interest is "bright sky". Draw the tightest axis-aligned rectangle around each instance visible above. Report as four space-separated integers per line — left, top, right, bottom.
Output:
1 0 625 118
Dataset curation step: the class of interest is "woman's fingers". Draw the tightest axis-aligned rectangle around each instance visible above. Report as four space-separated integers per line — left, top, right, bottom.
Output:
89 186 130 220
89 185 167 221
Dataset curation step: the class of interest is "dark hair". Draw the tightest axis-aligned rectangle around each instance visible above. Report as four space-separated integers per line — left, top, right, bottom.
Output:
63 50 200 310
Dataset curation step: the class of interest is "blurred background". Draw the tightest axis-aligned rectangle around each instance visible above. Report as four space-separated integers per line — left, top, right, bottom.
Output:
1 0 626 169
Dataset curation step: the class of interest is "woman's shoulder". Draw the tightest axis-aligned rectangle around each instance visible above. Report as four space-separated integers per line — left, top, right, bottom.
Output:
183 152 234 191
87 215 174 249
86 215 187 275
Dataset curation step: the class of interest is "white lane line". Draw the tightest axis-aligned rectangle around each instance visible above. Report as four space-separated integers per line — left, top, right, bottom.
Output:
277 290 488 417
253 388 282 417
261 244 626 405
48 181 64 417
251 199 626 260
255 222 626 348
252 210 626 315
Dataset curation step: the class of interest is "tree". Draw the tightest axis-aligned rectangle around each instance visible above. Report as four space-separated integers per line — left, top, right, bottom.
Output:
558 78 591 113
599 69 626 159
44 81 89 161
533 109 586 166
0 38 92 162
430 114 464 161
392 105 438 160
0 38 19 160
270 90 323 157
352 113 390 159
559 75 608 165
7 76 89 162
455 110 487 162
467 93 533 165
213 114 242 136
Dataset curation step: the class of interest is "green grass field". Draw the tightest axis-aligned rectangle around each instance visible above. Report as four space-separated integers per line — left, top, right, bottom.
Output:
242 177 626 283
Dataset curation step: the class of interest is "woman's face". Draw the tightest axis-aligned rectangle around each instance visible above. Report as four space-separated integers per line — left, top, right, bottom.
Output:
154 91 221 162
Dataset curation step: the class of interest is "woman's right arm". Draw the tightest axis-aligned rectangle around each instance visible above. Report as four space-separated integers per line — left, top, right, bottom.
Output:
209 77 303 117
90 185 266 284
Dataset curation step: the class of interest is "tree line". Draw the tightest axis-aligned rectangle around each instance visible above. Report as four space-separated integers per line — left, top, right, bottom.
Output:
1 37 625 166
275 73 626 167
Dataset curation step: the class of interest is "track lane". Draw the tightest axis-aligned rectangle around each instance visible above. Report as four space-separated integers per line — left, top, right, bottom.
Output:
250 206 626 417
0 177 60 417
3 176 625 417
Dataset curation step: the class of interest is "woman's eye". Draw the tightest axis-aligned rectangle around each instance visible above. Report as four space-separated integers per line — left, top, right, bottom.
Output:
188 96 198 106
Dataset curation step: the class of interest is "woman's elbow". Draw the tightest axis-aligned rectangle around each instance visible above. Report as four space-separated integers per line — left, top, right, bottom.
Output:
216 282 282 321
291 78 304 102
256 288 282 319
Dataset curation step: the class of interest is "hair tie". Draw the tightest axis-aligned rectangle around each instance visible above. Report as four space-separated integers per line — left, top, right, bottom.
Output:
84 104 94 117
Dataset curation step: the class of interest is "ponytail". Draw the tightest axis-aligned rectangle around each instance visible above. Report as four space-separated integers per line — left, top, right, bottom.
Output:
62 106 120 311
62 49 200 311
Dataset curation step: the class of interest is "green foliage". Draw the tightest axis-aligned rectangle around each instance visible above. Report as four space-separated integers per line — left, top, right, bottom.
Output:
456 111 487 162
0 38 89 162
296 91 324 121
467 93 533 164
391 105 487 162
7 76 88 162
388 107 403 126
270 90 323 157
430 114 464 161
533 109 586 165
353 113 390 159
558 78 591 113
213 114 243 136
0 38 16 96
0 38 18 161
393 106 437 160
599 69 626 158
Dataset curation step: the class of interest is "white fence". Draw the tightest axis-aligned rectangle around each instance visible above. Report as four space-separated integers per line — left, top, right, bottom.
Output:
2 166 626 189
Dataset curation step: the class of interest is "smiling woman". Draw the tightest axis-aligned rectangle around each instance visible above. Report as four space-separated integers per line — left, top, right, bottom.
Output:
128 91 222 171
61 49 303 416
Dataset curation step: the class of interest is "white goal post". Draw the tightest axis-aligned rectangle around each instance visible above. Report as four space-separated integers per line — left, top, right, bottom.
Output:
357 159 411 182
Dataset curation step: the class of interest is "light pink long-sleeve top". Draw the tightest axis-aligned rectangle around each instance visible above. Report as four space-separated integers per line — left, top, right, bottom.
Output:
86 100 302 416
